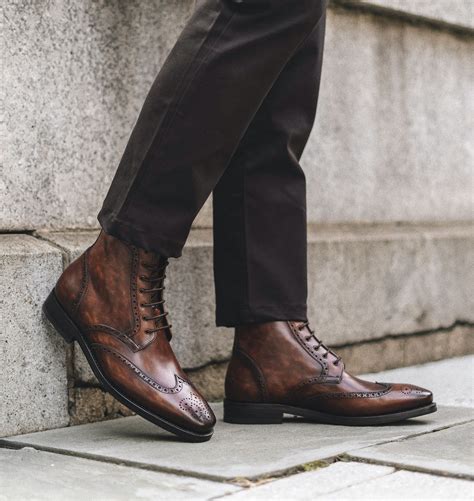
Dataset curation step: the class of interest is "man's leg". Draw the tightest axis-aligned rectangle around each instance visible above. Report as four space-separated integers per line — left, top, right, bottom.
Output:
45 0 328 442
213 12 327 327
98 0 327 257
217 11 436 426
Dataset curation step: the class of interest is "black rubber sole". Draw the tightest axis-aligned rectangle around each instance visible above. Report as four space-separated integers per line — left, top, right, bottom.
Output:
224 399 437 426
43 290 213 443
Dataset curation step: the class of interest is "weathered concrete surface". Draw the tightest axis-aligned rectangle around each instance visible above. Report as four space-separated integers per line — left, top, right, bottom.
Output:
37 224 474 380
323 469 473 499
0 235 68 437
2 405 471 480
0 447 238 500
2 3 473 230
2 0 209 231
68 387 133 426
363 355 474 408
305 7 474 225
307 224 474 346
227 462 394 499
351 421 474 479
347 0 474 30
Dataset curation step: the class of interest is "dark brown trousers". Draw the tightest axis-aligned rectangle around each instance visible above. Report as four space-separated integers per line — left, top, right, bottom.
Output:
98 0 328 326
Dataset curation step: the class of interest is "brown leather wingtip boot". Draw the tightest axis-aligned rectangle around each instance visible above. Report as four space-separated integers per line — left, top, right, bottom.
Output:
43 231 215 442
224 321 436 426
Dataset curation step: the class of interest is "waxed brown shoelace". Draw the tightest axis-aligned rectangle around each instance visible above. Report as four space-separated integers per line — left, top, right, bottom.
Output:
298 321 342 365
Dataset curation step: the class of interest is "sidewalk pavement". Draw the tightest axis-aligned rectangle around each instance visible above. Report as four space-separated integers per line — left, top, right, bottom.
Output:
1 355 473 500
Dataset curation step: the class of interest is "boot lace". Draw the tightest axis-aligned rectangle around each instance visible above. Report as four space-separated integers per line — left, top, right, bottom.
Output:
138 254 171 335
297 321 342 366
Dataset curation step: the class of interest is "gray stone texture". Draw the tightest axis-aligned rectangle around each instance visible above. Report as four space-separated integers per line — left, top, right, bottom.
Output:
305 7 474 225
0 235 69 437
226 462 394 500
2 2 473 230
307 224 474 346
0 447 238 500
37 222 474 383
323 469 473 499
350 0 474 30
2 404 471 480
2 0 210 231
351 421 474 478
68 387 133 426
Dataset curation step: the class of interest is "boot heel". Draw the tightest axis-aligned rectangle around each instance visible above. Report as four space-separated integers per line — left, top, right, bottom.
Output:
223 399 283 424
42 290 79 344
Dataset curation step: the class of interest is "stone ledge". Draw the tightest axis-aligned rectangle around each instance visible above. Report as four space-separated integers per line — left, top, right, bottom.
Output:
0 234 69 437
35 222 474 384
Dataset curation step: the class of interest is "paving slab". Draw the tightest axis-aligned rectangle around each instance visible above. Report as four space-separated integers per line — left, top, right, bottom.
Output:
2 405 472 481
0 447 238 501
225 462 394 500
349 421 474 479
363 355 474 408
322 469 473 500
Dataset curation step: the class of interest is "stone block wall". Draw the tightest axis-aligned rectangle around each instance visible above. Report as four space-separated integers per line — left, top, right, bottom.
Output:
3 1 473 230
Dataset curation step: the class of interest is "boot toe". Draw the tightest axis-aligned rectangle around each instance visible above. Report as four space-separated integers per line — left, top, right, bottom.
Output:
177 390 216 432
390 382 434 409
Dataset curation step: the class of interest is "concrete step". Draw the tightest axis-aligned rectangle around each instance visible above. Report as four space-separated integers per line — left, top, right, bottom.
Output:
0 235 69 437
1 224 473 436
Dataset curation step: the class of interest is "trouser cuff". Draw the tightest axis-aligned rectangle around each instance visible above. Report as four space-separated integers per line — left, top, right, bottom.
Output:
216 304 307 328
98 211 185 258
